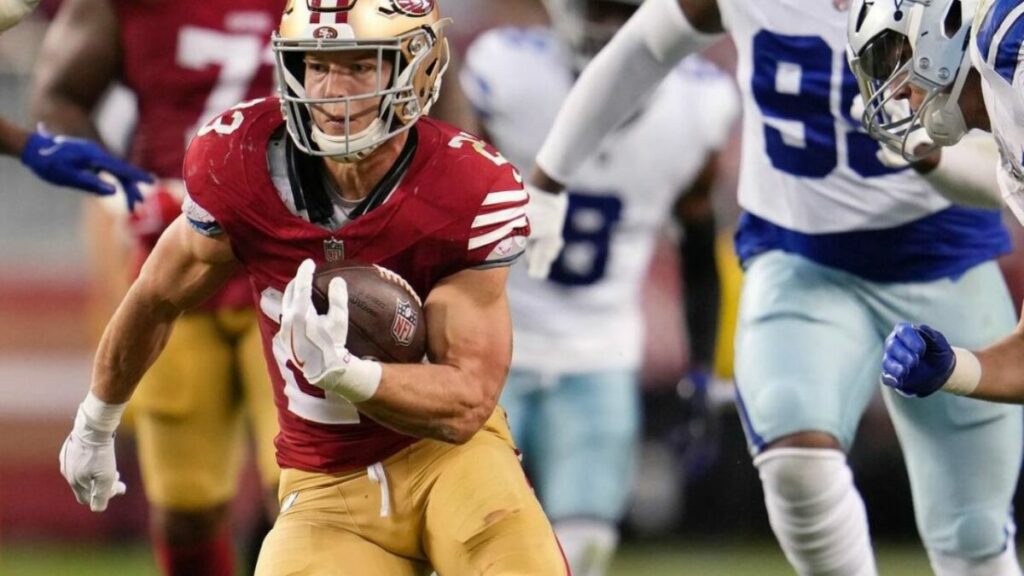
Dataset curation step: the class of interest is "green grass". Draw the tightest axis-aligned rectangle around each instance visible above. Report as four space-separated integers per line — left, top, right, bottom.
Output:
0 539 938 575
1 542 158 576
612 540 933 575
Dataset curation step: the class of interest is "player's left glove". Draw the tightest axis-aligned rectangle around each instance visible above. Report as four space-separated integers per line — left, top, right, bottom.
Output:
21 127 152 212
277 259 382 403
58 393 127 512
524 183 568 279
881 322 956 398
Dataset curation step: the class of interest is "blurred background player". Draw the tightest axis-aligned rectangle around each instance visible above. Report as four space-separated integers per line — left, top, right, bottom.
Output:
30 0 284 574
0 0 150 207
458 1 738 573
520 0 1024 574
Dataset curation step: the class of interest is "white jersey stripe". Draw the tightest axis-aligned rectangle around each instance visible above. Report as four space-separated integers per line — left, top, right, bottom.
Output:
472 206 527 229
482 190 528 206
467 216 528 250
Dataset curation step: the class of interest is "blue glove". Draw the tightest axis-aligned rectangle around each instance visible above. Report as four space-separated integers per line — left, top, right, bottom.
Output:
20 129 152 212
881 322 956 398
671 369 719 479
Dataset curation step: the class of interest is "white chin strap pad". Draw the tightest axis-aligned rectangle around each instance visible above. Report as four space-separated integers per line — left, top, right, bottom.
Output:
923 55 972 147
311 118 386 163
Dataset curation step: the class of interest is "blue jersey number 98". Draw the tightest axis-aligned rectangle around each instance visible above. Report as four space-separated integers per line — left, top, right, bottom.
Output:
751 30 904 179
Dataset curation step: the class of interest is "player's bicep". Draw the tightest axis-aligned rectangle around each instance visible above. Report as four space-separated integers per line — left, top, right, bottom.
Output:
134 216 238 313
423 267 512 393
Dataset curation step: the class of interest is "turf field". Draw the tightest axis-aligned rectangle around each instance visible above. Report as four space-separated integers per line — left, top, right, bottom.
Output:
0 539 939 575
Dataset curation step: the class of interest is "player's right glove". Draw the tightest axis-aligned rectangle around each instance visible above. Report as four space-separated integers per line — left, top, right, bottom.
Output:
58 393 127 512
277 259 382 403
21 127 151 212
881 322 956 398
524 183 568 279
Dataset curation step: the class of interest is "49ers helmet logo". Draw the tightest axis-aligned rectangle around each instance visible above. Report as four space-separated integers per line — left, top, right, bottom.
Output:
389 0 434 16
308 0 356 11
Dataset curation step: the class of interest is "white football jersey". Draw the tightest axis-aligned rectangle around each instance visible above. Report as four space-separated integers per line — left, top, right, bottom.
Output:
461 27 739 373
972 0 1024 224
718 0 1007 283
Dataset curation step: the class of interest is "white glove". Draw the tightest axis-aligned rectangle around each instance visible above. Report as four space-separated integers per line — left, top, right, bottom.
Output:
524 184 568 279
59 393 127 512
276 259 381 402
0 0 39 32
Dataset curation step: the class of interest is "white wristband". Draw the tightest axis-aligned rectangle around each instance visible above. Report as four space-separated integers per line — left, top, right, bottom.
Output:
320 356 382 404
80 391 128 433
534 0 721 183
941 347 982 396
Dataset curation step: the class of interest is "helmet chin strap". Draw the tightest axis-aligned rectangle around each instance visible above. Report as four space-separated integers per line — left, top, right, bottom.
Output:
922 52 971 146
311 118 387 163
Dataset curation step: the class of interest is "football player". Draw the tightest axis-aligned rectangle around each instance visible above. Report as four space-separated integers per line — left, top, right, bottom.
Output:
852 3 1024 408
0 0 149 205
458 2 738 573
57 1 569 574
33 0 284 574
521 0 1024 574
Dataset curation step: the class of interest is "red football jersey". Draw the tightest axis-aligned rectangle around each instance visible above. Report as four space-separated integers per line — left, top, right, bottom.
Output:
114 0 285 309
183 98 530 473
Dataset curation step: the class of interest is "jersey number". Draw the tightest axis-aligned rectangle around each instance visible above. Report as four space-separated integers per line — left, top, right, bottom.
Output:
260 288 361 425
548 193 624 287
750 30 903 179
176 24 274 142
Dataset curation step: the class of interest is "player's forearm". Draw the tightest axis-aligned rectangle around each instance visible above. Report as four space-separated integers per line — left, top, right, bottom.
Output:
534 0 721 183
967 329 1024 403
0 117 29 157
30 94 103 142
682 214 720 368
29 0 117 142
90 281 181 404
357 362 502 444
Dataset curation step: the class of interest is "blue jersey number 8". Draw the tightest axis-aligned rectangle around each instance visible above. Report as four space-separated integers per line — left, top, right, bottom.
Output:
548 193 624 287
751 30 905 179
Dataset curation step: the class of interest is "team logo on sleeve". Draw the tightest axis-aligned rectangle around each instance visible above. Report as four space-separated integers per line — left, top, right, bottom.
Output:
391 299 417 346
324 238 345 262
386 0 434 16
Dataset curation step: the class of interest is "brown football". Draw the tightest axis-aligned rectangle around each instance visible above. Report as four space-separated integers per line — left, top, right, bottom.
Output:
310 260 427 363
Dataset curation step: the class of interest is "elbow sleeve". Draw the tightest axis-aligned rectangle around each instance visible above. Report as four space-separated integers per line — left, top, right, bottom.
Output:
535 0 722 184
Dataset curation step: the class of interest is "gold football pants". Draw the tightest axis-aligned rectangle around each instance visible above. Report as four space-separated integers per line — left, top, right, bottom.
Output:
256 410 568 575
133 309 280 509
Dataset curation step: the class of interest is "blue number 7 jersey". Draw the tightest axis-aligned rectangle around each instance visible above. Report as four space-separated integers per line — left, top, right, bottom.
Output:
719 0 1008 282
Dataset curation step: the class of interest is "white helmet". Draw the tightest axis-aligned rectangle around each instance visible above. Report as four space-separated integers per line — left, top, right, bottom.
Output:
273 0 451 162
847 0 978 160
542 0 642 70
